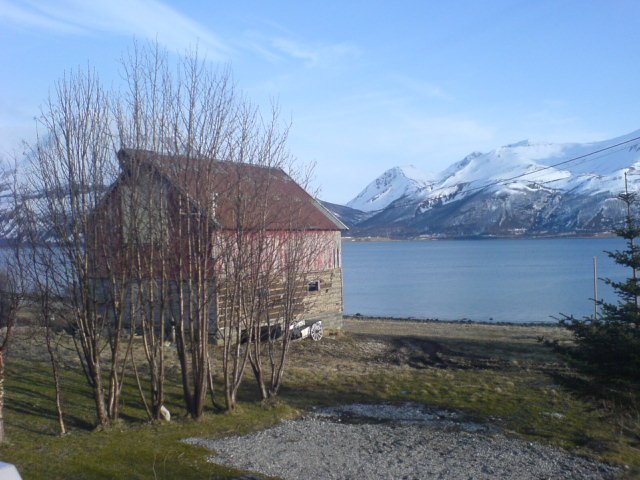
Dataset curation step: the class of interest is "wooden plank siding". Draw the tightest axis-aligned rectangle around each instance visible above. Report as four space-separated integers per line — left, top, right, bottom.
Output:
215 266 343 334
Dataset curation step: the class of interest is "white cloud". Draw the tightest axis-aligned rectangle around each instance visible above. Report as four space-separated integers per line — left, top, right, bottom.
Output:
270 37 359 67
390 75 453 102
0 0 86 34
0 0 230 59
243 30 360 68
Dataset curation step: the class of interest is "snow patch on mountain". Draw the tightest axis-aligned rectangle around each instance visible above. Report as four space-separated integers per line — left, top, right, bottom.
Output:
341 129 640 237
350 130 640 212
346 165 437 212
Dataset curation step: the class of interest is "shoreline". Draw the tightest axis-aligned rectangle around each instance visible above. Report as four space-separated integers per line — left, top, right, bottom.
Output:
342 232 618 242
344 314 566 328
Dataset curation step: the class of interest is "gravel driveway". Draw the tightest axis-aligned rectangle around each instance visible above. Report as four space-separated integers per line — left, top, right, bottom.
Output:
186 403 618 480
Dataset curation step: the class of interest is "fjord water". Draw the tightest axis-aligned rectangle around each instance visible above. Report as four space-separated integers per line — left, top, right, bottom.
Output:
342 238 626 323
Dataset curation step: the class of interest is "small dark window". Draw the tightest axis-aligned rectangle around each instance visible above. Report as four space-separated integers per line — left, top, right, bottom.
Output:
308 281 319 292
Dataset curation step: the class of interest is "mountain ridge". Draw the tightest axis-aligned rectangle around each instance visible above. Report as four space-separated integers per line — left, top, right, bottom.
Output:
326 130 640 238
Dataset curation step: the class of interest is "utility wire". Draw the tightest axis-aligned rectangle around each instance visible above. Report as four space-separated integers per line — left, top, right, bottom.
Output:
456 134 640 196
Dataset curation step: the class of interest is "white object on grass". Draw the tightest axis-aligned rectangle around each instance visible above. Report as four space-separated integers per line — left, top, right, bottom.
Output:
0 462 22 480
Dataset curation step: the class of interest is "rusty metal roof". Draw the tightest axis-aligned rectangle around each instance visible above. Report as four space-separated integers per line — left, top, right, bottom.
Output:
117 148 346 231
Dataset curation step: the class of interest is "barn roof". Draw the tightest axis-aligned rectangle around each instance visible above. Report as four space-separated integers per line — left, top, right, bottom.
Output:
117 148 347 231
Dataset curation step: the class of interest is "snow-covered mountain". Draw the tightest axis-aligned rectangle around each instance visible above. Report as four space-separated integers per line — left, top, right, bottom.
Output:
0 167 23 241
346 165 437 212
332 130 640 237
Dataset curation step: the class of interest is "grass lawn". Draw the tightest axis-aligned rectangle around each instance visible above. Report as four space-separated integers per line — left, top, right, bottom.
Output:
1 317 638 479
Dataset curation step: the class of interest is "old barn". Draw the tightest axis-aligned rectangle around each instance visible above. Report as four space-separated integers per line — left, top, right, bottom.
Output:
90 148 345 341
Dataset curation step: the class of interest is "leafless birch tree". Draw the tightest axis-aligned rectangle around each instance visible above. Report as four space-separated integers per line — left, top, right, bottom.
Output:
0 267 22 443
115 43 311 414
24 40 317 422
244 162 330 400
214 106 312 408
116 43 235 418
0 162 25 443
25 68 128 427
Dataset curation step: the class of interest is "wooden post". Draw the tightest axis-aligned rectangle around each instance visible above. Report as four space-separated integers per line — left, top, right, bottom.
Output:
593 256 598 320
0 351 4 444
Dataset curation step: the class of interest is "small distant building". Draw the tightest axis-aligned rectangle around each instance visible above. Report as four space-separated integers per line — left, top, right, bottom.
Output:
90 148 346 336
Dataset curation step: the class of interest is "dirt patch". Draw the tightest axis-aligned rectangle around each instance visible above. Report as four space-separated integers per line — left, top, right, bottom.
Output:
385 336 454 368
336 317 570 369
292 321 561 374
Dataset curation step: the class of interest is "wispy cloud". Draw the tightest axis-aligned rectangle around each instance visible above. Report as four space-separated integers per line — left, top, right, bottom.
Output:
0 0 86 34
0 0 230 59
269 37 359 67
390 75 453 102
243 30 360 68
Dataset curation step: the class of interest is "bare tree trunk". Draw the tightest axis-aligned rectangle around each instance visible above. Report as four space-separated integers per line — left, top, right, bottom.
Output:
25 66 121 427
44 319 67 435
0 351 5 444
91 357 109 427
23 208 67 435
0 166 26 442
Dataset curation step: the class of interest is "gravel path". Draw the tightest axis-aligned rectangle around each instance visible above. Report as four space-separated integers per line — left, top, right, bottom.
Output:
186 403 618 480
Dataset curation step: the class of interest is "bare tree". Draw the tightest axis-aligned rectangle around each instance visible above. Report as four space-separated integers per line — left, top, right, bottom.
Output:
0 268 22 444
115 43 235 418
24 40 322 422
245 161 335 400
26 68 127 427
114 43 312 414
6 152 69 436
0 161 25 443
23 239 67 435
212 105 298 410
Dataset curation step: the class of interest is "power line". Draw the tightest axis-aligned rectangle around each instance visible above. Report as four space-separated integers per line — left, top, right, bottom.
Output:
456 134 640 196
377 134 640 211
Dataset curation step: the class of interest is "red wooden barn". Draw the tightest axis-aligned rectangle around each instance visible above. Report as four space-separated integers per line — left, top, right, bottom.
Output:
91 148 346 336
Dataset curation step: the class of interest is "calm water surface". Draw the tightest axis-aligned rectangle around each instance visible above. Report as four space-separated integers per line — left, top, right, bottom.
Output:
342 238 626 323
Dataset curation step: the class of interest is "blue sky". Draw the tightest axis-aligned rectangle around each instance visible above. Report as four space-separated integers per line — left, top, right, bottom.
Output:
2 0 640 203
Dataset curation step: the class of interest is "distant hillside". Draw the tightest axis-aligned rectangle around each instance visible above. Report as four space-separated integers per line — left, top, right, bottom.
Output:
320 201 372 229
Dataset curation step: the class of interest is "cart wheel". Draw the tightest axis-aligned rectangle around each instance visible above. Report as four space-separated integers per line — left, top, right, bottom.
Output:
310 322 323 341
